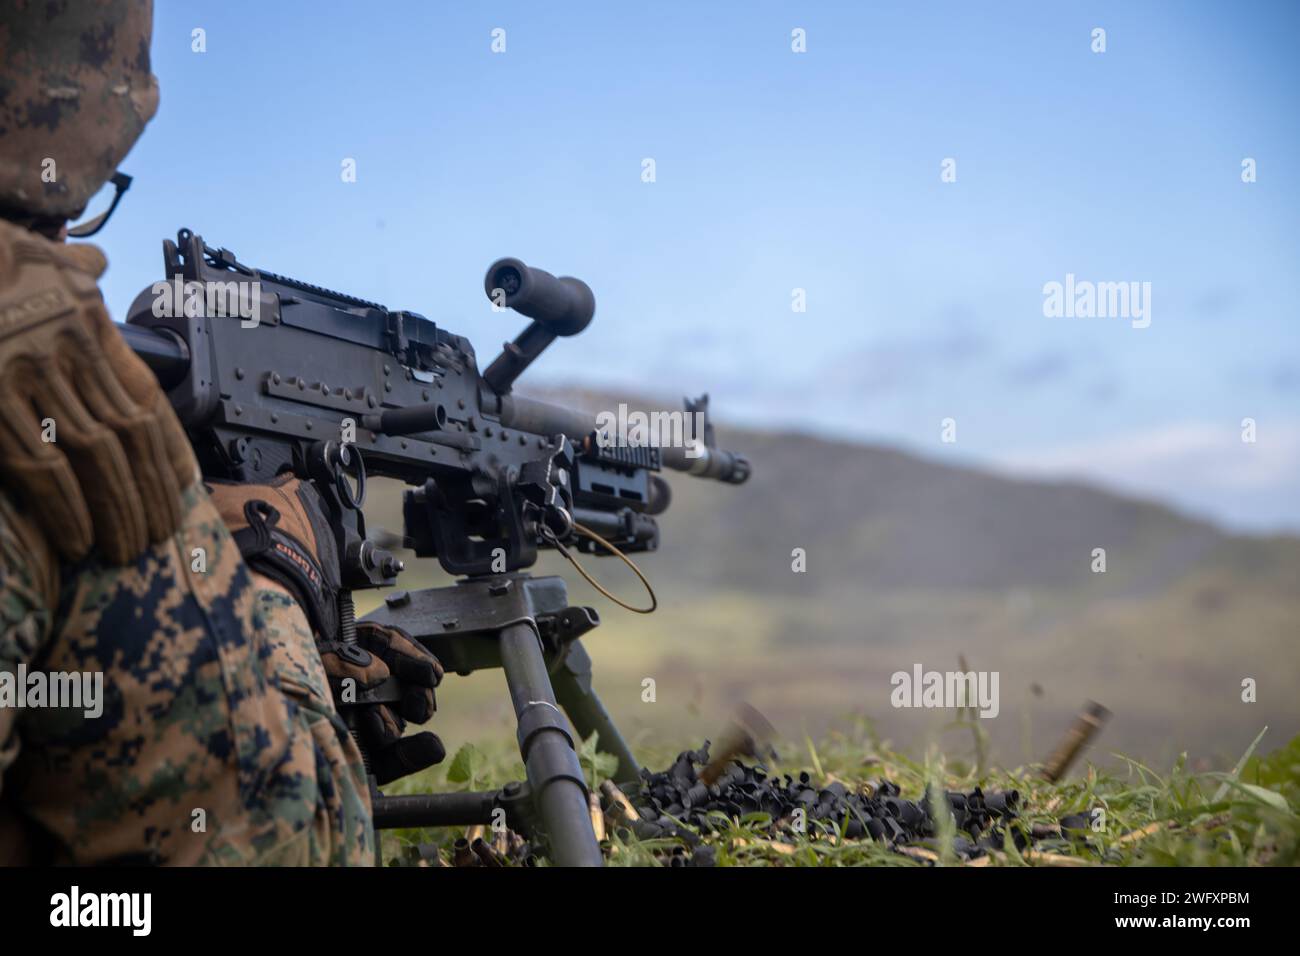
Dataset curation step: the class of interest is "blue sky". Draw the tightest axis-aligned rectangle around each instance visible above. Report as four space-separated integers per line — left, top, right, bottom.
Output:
97 1 1300 531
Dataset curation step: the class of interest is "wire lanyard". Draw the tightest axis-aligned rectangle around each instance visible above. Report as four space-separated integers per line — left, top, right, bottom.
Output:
539 521 658 614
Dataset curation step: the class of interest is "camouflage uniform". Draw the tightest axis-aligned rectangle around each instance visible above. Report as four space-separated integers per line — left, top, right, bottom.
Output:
0 479 375 865
0 2 375 864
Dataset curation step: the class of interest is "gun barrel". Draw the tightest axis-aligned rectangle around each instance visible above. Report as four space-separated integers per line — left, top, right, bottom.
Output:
500 394 751 485
660 443 752 484
118 323 189 390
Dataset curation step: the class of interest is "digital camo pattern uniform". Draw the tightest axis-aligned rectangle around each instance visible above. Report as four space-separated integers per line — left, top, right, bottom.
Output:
0 485 376 866
0 226 374 865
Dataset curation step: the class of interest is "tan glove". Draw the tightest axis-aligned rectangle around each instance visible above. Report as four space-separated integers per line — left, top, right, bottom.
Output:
320 621 447 786
0 222 195 565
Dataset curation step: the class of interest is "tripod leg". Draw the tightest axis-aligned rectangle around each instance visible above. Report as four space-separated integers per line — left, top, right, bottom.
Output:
499 621 603 866
552 639 641 785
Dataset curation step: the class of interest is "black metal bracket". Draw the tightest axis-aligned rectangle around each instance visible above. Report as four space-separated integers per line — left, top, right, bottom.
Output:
368 575 590 674
362 574 642 848
372 781 538 835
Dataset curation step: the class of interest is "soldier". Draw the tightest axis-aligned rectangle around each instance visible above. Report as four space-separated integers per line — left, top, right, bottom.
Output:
0 0 444 864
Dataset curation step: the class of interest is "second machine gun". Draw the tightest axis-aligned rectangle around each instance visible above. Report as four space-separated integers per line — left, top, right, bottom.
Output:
120 228 750 866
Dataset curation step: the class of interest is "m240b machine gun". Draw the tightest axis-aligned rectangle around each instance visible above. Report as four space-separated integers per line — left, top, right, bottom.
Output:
120 228 750 866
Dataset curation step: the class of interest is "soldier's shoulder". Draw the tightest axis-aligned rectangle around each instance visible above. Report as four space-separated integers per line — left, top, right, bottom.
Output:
30 480 241 661
0 218 108 296
66 479 242 605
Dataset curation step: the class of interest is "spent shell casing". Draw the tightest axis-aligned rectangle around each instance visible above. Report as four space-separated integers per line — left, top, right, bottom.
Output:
600 779 640 822
452 838 477 867
983 790 1021 817
471 837 505 867
588 789 607 842
1041 701 1111 782
699 702 777 786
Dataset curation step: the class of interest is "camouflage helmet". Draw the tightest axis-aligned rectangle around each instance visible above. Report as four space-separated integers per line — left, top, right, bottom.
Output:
0 0 159 220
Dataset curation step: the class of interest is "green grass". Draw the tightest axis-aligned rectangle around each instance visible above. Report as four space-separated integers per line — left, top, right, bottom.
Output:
378 721 1300 867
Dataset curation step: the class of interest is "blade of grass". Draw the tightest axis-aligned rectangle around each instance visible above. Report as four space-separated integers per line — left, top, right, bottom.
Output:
1211 726 1269 804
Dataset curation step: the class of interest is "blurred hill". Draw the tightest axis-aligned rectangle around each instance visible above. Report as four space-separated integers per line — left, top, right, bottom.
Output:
358 387 1300 771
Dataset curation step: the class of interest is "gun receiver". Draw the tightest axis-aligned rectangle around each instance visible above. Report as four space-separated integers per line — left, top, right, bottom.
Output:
123 228 749 577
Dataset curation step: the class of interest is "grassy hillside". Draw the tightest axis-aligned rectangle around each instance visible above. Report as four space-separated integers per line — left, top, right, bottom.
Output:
357 390 1300 769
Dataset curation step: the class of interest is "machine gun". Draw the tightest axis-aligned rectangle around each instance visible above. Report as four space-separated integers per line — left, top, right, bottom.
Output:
120 228 750 866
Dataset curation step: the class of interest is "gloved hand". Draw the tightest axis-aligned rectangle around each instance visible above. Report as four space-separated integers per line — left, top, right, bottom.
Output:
319 621 447 785
0 226 195 564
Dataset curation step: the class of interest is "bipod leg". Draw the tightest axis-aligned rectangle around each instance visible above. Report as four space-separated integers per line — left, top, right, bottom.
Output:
499 621 603 866
551 638 641 785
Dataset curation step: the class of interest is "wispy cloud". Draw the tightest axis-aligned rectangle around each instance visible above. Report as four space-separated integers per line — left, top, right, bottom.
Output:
818 321 992 397
993 422 1300 531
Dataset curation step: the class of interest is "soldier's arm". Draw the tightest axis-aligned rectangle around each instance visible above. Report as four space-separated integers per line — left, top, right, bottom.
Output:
0 489 59 862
